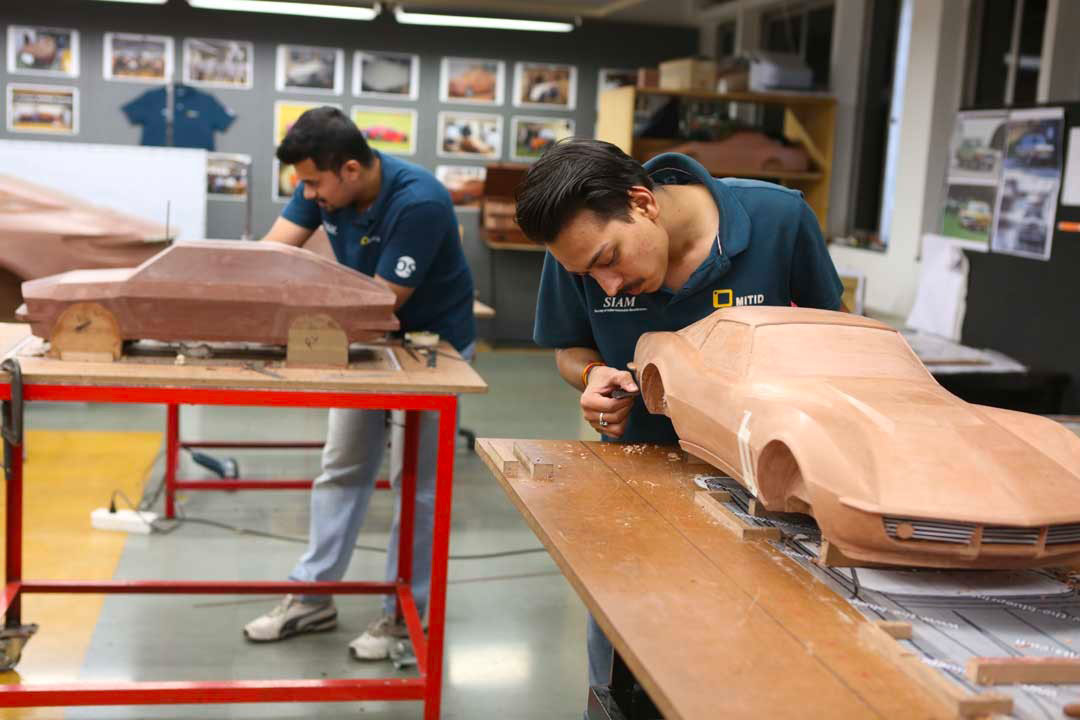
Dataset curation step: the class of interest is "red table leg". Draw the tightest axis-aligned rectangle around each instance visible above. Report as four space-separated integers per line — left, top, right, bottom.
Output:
4 440 22 626
424 396 457 720
165 404 179 519
396 410 420 620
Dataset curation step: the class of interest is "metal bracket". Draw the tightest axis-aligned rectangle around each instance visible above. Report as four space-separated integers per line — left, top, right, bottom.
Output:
0 623 37 671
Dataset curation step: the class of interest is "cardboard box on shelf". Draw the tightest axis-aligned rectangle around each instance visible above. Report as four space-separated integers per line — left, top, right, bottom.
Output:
636 67 659 88
659 57 718 92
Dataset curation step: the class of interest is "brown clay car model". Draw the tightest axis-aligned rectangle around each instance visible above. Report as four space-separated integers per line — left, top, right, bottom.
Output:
665 132 810 174
633 306 1080 569
18 240 399 346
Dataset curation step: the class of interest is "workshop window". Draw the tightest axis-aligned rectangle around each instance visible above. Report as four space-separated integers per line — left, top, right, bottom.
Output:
760 0 834 89
964 0 1048 107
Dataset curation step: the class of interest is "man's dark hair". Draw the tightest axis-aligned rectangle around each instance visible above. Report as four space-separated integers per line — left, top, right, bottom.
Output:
276 106 374 171
514 138 653 244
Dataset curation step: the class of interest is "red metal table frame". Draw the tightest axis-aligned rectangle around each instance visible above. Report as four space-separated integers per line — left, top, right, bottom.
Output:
0 380 457 718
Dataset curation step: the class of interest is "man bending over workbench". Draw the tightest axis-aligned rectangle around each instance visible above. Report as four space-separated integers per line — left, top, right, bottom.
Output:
515 137 846 709
245 106 475 660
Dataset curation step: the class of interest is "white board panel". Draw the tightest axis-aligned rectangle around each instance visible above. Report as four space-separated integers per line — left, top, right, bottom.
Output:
0 139 207 241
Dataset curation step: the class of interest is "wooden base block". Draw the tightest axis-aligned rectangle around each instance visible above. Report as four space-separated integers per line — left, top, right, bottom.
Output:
966 656 1080 686
513 442 554 480
48 302 121 362
489 441 522 478
875 620 913 640
695 491 781 542
286 314 347 367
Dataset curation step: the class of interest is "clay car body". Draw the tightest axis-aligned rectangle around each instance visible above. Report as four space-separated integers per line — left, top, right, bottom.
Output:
18 240 399 345
634 306 1080 569
665 132 810 174
361 125 409 143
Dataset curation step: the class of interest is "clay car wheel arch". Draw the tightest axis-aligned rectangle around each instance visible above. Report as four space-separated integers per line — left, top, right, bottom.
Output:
639 363 666 414
755 440 813 515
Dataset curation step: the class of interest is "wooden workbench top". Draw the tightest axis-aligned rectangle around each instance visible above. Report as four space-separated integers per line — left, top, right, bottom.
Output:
0 323 487 395
477 437 944 720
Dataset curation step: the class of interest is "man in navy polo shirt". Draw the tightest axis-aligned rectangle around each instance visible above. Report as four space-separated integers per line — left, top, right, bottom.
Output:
516 138 845 698
243 107 475 660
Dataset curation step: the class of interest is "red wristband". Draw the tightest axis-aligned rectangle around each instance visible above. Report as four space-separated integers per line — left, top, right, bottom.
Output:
581 361 604 388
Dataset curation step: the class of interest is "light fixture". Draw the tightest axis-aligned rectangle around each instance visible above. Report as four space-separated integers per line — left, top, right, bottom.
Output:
94 0 168 4
186 0 380 20
393 5 574 32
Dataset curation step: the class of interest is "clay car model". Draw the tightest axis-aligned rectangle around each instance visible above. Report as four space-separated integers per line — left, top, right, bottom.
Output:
17 240 399 346
664 132 810 174
448 67 497 100
633 306 1080 569
361 125 408 143
958 200 992 231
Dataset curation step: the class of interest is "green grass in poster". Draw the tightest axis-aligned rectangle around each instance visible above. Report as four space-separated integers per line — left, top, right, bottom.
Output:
942 210 990 245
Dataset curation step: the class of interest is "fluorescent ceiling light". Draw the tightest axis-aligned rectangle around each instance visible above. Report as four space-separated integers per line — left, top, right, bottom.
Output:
394 5 574 32
94 0 168 4
187 0 379 20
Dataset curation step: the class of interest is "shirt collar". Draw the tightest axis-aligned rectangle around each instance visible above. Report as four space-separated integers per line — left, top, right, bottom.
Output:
354 151 394 228
642 152 751 259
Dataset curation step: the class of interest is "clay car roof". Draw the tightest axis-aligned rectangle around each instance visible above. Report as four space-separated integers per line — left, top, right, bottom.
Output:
715 306 894 332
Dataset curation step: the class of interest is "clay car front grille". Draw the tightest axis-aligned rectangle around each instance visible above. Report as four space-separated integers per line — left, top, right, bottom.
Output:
1047 524 1080 545
982 526 1040 545
883 516 976 544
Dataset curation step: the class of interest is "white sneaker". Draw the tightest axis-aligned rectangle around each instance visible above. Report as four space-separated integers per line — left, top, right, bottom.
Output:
243 594 337 642
348 615 409 660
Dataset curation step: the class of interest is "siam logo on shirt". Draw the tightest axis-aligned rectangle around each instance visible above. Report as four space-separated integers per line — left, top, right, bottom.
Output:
323 221 338 236
594 296 647 314
395 256 416 279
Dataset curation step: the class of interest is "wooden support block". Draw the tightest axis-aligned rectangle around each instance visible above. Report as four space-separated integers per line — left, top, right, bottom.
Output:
817 540 861 568
874 620 913 640
695 491 781 542
858 623 1012 718
48 302 121 362
489 440 521 478
513 442 553 480
286 314 347 368
965 656 1080 686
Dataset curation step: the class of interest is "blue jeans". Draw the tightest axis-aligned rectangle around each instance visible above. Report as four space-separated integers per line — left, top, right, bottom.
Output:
587 612 613 687
290 343 473 618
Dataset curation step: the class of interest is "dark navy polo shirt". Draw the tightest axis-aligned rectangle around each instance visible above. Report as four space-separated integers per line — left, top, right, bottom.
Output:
283 152 476 352
533 153 843 444
122 85 235 151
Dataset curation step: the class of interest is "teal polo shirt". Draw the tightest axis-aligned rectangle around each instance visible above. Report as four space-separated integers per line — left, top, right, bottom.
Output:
533 152 844 444
283 152 475 352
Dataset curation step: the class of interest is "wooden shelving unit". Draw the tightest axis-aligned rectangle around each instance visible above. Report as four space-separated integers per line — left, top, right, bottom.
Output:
596 86 837 228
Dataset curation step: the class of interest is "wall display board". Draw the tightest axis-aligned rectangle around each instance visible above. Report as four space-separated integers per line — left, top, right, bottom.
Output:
104 32 174 83
6 84 78 135
436 111 502 160
0 138 206 240
272 100 341 202
351 106 416 156
991 107 1064 261
439 57 504 105
354 51 419 100
435 165 485 207
183 38 253 90
941 111 1005 250
510 116 574 162
275 44 344 95
513 62 576 110
207 152 250 199
6 25 79 77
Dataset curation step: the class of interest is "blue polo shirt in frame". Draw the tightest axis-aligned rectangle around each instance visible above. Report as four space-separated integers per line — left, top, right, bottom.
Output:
283 152 476 352
121 85 235 150
533 152 844 444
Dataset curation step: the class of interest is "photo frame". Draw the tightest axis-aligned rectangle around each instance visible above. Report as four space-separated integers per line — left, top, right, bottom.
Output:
7 26 79 77
273 100 342 202
207 153 251 200
183 38 254 90
351 106 417 156
275 44 344 95
104 33 174 83
513 61 576 110
439 57 505 105
510 116 575 162
437 111 502 160
7 84 79 135
435 165 487 207
354 50 419 100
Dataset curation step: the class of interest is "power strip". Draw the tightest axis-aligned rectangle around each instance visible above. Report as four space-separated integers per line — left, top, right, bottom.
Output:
90 508 157 535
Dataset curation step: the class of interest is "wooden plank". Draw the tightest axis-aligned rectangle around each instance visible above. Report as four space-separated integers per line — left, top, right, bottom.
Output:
483 438 521 478
286 314 347 368
635 86 836 107
1 328 487 394
694 490 781 541
875 620 913 640
512 441 554 481
966 656 1080 686
858 622 1012 718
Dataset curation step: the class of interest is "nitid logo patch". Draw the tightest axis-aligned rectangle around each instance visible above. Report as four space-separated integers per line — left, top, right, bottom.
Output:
713 289 733 308
395 256 416 279
714 289 766 308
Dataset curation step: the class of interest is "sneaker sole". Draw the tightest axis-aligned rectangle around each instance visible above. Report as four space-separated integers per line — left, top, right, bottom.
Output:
244 616 338 643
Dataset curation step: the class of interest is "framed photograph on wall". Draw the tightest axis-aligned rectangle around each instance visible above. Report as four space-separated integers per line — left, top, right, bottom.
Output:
104 33 174 83
513 61 576 110
437 111 502 160
510 116 574 162
276 44 344 95
7 84 79 135
183 38 254 90
435 165 486 207
351 106 417 156
354 51 419 100
7 26 79 77
439 57 504 105
273 100 342 202
207 152 251 200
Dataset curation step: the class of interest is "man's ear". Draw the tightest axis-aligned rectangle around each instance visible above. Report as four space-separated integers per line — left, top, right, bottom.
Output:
340 158 363 181
628 186 659 220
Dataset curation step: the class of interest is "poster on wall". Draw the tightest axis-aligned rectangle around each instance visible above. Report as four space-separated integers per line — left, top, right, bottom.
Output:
7 26 79 77
435 165 486 207
437 111 502 160
941 182 997 248
439 57 504 105
351 106 416 156
6 84 78 135
354 51 419 100
947 111 1006 181
510 116 574 162
183 38 253 90
990 107 1064 261
276 44 344 95
273 100 341 202
513 62 576 110
104 33 174 83
207 152 251 199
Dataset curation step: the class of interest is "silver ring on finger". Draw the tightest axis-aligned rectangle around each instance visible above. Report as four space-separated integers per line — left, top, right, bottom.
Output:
598 412 609 427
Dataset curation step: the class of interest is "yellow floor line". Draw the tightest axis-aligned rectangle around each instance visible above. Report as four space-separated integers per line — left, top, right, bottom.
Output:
0 430 161 718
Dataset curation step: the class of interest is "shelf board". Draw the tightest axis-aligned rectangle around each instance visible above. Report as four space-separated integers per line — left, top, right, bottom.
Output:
632 87 835 107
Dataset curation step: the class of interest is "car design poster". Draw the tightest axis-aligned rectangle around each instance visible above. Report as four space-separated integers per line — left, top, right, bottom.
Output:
7 26 79 77
275 44 344 95
941 111 1005 249
6 84 78 134
991 107 1064 261
351 106 416 156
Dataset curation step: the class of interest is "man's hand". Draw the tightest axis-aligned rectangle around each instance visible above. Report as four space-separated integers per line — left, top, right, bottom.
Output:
260 217 313 247
581 366 638 439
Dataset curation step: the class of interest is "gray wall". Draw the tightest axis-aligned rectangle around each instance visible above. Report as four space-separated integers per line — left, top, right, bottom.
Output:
1 0 697 243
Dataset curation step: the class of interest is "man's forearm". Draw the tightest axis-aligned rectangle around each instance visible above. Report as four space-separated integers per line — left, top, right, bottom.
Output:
555 347 603 391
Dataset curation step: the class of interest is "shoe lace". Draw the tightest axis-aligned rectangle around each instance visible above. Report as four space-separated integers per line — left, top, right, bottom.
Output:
269 594 296 618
